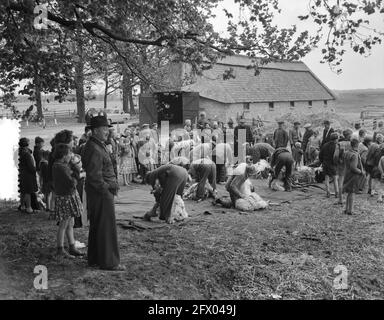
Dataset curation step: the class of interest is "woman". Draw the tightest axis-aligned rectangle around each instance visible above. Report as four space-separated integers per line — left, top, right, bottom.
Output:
52 143 84 258
145 163 189 223
18 138 38 214
119 129 138 185
306 129 322 164
342 138 365 215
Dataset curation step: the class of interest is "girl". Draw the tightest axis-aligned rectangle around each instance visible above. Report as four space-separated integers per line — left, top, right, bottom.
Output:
119 130 138 185
292 142 304 170
52 143 84 258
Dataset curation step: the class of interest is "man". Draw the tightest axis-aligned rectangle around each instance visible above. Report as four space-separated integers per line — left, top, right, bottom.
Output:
224 118 235 149
366 134 384 195
197 112 207 130
319 132 339 198
269 147 294 191
211 121 224 143
273 121 289 149
302 123 314 165
189 158 217 201
321 120 334 147
234 117 253 159
289 121 303 148
246 142 275 164
335 129 353 204
81 115 125 271
373 121 384 143
212 136 233 184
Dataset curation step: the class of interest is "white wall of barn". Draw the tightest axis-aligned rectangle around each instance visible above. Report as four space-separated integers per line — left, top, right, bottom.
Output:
198 97 335 123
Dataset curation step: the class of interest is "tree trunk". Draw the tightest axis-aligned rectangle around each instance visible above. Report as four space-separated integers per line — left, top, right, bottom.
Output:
34 73 43 119
122 64 129 113
74 35 85 123
104 70 108 109
128 84 135 115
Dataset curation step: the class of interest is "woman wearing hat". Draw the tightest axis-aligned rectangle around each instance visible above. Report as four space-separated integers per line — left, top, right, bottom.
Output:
319 132 339 198
18 137 38 214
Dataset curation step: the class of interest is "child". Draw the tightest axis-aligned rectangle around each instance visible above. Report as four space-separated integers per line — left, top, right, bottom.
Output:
293 142 304 170
119 133 138 185
39 150 52 213
52 143 84 258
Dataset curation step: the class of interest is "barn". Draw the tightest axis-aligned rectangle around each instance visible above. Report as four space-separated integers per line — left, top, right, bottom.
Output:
139 55 336 126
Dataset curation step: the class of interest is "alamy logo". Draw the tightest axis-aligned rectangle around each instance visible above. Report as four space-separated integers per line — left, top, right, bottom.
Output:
33 265 48 290
333 264 348 290
33 4 49 30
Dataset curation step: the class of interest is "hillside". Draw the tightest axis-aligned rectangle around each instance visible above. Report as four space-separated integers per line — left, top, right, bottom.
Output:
334 88 384 115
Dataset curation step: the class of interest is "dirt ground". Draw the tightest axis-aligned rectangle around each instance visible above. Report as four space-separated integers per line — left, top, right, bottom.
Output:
1 178 384 300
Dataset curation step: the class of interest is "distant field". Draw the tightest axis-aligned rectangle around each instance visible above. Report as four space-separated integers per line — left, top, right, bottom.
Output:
14 98 124 113
334 89 384 116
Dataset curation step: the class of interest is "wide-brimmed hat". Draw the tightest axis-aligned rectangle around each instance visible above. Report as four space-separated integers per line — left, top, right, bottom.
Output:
303 123 312 128
277 120 284 124
294 121 301 125
89 115 113 129
323 120 330 125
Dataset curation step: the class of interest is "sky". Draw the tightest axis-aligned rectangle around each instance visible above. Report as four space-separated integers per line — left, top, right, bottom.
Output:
211 0 384 90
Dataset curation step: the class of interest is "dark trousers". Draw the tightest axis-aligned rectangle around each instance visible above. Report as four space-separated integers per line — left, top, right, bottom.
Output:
274 153 294 188
196 164 217 199
159 171 188 220
216 164 226 183
87 189 120 269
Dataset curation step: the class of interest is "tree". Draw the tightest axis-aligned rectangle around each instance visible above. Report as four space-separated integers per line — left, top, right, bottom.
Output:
0 4 75 119
2 0 383 118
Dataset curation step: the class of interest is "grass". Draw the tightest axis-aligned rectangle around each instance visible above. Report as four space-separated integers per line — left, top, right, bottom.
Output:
1 181 384 300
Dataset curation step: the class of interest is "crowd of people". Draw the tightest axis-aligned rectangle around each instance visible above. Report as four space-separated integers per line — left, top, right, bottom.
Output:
17 111 384 270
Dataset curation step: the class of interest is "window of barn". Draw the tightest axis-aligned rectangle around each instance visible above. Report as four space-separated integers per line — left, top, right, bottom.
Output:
324 100 328 106
269 102 274 111
308 100 313 107
243 102 250 111
290 101 295 109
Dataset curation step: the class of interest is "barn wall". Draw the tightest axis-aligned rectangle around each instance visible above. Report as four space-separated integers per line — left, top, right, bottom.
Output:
196 97 335 123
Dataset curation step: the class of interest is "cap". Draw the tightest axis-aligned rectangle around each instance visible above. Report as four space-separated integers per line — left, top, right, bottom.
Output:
330 132 339 140
294 121 301 125
323 120 330 125
303 123 312 128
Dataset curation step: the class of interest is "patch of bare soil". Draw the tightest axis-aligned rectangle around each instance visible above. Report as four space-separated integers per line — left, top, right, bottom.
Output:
1 181 384 300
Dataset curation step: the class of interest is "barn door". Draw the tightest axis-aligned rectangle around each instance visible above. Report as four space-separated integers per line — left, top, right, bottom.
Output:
139 93 157 125
182 92 199 124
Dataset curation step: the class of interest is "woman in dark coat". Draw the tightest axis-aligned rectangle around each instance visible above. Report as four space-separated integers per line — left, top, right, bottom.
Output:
18 138 38 213
145 163 188 222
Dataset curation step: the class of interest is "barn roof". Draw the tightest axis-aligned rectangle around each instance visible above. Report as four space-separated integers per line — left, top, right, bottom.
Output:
181 55 336 104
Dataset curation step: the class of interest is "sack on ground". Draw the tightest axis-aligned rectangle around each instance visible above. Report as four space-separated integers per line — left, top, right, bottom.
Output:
235 193 268 211
169 195 188 223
